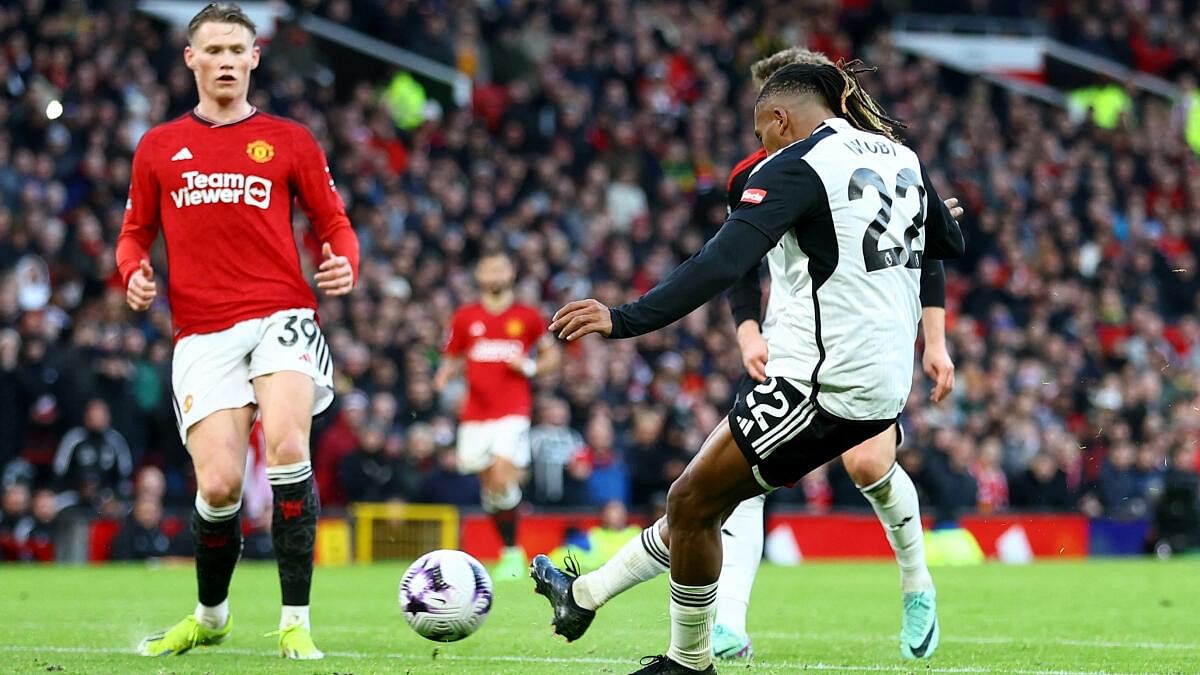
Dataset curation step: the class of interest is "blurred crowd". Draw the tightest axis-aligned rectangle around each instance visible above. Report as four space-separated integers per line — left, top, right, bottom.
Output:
3 0 1200 561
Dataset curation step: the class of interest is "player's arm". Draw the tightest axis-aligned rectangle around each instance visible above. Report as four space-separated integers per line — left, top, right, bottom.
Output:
920 261 955 402
725 162 770 381
433 355 462 393
115 137 162 312
292 127 359 296
920 162 965 260
551 160 815 341
510 333 561 378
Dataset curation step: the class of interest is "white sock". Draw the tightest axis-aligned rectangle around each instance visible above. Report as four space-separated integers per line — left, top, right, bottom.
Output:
859 463 934 593
572 519 669 611
194 599 229 630
280 605 310 631
667 579 717 671
715 494 764 635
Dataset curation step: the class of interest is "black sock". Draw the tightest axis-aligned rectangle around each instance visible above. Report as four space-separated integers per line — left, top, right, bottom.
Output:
192 501 242 607
493 508 518 548
269 465 318 606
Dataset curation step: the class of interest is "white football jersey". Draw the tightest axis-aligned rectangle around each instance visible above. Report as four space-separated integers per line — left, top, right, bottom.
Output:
737 118 933 420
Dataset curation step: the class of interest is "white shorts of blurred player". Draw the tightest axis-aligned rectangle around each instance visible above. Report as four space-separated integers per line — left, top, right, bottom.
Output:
171 308 335 446
455 415 531 475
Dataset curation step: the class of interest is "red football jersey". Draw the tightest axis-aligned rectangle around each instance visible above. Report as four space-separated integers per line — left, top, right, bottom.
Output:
443 302 545 421
116 109 360 339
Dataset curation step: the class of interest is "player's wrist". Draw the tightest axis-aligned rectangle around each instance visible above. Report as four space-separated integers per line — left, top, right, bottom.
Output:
520 357 537 378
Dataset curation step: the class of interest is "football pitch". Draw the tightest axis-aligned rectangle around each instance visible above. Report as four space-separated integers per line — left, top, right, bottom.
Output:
1 559 1197 674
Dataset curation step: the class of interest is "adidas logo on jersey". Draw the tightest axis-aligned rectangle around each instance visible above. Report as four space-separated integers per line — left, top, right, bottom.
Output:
171 147 194 161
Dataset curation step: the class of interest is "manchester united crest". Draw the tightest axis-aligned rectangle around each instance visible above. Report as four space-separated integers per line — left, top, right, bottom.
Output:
506 318 524 338
246 140 275 163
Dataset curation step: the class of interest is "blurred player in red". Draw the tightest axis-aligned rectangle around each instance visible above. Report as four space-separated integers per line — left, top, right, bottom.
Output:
117 3 357 660
434 250 560 579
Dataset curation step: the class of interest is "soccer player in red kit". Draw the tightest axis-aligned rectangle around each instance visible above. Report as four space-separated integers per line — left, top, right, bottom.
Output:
434 250 560 579
117 4 357 659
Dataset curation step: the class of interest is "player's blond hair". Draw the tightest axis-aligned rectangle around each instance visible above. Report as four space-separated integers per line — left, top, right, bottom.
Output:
188 2 257 42
750 47 835 88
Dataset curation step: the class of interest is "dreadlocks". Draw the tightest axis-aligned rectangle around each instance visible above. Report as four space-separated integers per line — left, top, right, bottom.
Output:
757 60 906 142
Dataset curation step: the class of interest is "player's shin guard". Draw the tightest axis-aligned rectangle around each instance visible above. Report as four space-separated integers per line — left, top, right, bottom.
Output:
667 579 718 671
859 463 933 593
192 495 242 628
573 518 669 611
482 484 522 548
268 461 318 629
715 494 764 636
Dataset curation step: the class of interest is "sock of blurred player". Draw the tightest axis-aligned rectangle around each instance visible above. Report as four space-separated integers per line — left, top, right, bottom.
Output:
192 495 242 629
859 463 932 592
714 494 764 637
572 518 670 610
269 461 319 630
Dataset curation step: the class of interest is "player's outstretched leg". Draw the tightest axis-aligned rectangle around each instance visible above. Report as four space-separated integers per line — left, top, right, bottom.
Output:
531 518 670 641
711 493 764 661
140 411 248 657
845 427 938 660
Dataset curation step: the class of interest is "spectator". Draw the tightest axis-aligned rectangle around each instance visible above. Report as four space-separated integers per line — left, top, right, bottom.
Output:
1009 452 1076 512
51 399 132 510
529 396 585 505
340 424 420 503
1100 442 1144 518
927 432 979 523
1154 445 1199 554
575 414 630 506
972 437 1009 514
0 482 30 560
419 445 480 507
110 495 171 561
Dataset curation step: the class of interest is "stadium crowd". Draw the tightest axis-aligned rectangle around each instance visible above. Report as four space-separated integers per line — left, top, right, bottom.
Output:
2 0 1200 561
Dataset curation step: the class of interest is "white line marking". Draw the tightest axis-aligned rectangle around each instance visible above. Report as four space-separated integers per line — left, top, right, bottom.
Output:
753 631 1200 652
0 644 1153 674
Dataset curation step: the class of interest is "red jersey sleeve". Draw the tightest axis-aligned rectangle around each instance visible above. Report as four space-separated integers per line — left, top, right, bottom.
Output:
526 307 547 350
443 309 468 356
291 126 360 281
115 133 162 287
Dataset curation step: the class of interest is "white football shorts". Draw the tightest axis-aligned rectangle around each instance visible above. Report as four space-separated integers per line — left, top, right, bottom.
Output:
455 415 532 474
171 308 334 445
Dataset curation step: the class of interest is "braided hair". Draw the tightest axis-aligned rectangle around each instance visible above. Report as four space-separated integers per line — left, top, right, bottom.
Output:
757 60 906 142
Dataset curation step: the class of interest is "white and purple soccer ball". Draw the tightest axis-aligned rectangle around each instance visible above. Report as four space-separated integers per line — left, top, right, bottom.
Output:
399 549 493 642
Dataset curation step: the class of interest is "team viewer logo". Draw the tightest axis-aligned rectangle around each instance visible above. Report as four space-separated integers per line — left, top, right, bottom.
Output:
171 171 273 210
246 140 275 163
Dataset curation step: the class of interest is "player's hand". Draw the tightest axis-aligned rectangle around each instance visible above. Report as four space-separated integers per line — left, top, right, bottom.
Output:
506 356 538 378
126 260 157 312
736 322 768 383
943 197 964 221
315 243 354 296
923 341 956 403
549 299 612 341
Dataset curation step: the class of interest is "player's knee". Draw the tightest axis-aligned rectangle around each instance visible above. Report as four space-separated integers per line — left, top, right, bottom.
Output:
666 476 721 528
268 429 310 466
844 447 893 487
481 483 521 513
197 468 243 508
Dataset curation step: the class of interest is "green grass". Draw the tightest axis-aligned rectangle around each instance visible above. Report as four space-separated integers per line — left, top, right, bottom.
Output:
1 559 1197 674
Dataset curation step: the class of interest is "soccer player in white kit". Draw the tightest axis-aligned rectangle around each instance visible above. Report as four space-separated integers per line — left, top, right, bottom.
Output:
534 60 965 674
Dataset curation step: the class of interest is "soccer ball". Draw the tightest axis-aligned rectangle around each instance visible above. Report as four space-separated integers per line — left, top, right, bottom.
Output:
399 549 493 642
